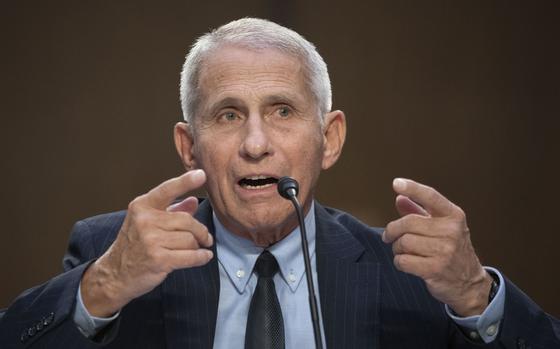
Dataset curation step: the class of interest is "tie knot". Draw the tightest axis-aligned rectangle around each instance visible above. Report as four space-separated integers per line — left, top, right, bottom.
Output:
254 250 279 278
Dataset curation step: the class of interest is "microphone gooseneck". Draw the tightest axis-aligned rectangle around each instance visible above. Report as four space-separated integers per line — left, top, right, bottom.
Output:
277 177 323 349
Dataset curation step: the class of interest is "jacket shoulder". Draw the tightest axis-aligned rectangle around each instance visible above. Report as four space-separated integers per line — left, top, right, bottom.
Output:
63 210 127 270
320 205 384 236
78 209 128 234
316 204 396 264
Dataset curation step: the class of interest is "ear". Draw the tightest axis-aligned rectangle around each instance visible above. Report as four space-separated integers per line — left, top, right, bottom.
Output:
321 110 346 170
174 122 197 170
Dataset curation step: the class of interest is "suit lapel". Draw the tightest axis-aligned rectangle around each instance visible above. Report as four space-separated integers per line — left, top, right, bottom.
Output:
160 201 381 348
161 200 220 349
315 204 381 348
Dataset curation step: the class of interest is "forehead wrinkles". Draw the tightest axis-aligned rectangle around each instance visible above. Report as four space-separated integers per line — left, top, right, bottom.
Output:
198 48 311 106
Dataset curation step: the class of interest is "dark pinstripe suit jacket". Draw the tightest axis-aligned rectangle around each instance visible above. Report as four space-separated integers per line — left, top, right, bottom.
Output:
1 200 559 348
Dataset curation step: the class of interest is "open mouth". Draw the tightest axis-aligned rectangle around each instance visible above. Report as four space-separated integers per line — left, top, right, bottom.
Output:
238 176 279 189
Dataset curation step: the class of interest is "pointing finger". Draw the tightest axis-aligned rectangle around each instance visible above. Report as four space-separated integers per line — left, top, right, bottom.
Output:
144 170 206 210
393 178 455 218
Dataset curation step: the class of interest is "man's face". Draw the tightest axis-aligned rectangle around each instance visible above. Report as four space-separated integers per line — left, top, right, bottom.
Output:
176 45 344 245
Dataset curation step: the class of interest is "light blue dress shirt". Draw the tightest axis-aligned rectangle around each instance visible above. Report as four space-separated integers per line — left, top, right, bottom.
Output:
212 201 325 348
74 201 505 345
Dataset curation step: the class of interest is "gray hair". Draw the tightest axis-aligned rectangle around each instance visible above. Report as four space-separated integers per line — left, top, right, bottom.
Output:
179 18 332 125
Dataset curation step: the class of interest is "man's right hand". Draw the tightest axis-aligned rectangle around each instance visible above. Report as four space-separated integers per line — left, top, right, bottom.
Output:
80 169 214 317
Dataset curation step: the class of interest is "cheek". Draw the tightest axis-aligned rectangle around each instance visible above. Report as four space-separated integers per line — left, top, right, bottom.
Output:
194 140 235 190
294 133 325 181
305 132 325 164
194 135 223 167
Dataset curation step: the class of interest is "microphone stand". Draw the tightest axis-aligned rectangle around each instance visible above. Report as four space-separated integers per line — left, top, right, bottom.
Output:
278 177 323 349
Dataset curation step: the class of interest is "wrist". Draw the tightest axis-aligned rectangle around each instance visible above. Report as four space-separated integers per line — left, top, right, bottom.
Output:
81 257 126 318
450 270 493 317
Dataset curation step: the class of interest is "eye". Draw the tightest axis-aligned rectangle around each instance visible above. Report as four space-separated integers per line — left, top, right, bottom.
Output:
222 111 238 121
277 106 291 118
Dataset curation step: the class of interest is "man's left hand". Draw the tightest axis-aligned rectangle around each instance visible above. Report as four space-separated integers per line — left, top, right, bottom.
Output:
383 178 493 317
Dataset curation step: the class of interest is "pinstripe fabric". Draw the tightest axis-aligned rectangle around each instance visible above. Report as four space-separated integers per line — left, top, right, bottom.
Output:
316 206 451 348
0 200 558 348
161 202 220 349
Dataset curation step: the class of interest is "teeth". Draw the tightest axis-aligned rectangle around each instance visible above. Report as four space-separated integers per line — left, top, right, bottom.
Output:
247 175 268 180
244 183 274 189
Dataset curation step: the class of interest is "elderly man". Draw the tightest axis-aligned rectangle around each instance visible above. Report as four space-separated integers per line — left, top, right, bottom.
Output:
0 18 558 349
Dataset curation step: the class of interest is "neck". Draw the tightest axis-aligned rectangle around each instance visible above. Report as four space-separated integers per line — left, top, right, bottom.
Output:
213 200 314 247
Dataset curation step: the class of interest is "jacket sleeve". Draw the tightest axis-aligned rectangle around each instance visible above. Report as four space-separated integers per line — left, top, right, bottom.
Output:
448 277 560 349
495 277 560 349
0 220 111 348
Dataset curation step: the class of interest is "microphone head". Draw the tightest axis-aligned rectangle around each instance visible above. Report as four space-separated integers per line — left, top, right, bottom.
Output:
277 176 299 199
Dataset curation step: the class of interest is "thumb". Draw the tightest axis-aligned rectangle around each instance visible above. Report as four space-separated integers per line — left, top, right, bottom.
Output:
395 194 429 217
167 196 199 215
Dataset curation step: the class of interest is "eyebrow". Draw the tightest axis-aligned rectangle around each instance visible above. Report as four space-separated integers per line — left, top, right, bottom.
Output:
207 97 245 116
262 93 302 106
206 93 303 116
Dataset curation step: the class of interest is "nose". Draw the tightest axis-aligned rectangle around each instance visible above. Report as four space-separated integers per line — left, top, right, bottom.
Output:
240 115 272 160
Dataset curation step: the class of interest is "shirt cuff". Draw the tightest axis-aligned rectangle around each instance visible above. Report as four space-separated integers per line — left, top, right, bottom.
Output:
73 282 120 338
445 266 506 344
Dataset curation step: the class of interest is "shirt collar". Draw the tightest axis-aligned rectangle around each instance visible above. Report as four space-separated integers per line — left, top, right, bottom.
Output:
214 201 316 294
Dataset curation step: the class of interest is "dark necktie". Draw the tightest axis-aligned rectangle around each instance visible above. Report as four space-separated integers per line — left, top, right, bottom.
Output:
245 250 285 349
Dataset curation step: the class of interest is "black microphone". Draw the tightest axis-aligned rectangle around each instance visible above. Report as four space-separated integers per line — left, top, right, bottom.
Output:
277 176 298 199
277 177 323 349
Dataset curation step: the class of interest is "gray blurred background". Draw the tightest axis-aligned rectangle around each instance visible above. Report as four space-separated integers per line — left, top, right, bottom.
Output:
1 1 559 317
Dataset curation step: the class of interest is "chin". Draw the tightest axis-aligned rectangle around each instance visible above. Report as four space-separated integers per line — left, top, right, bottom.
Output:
229 205 297 238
